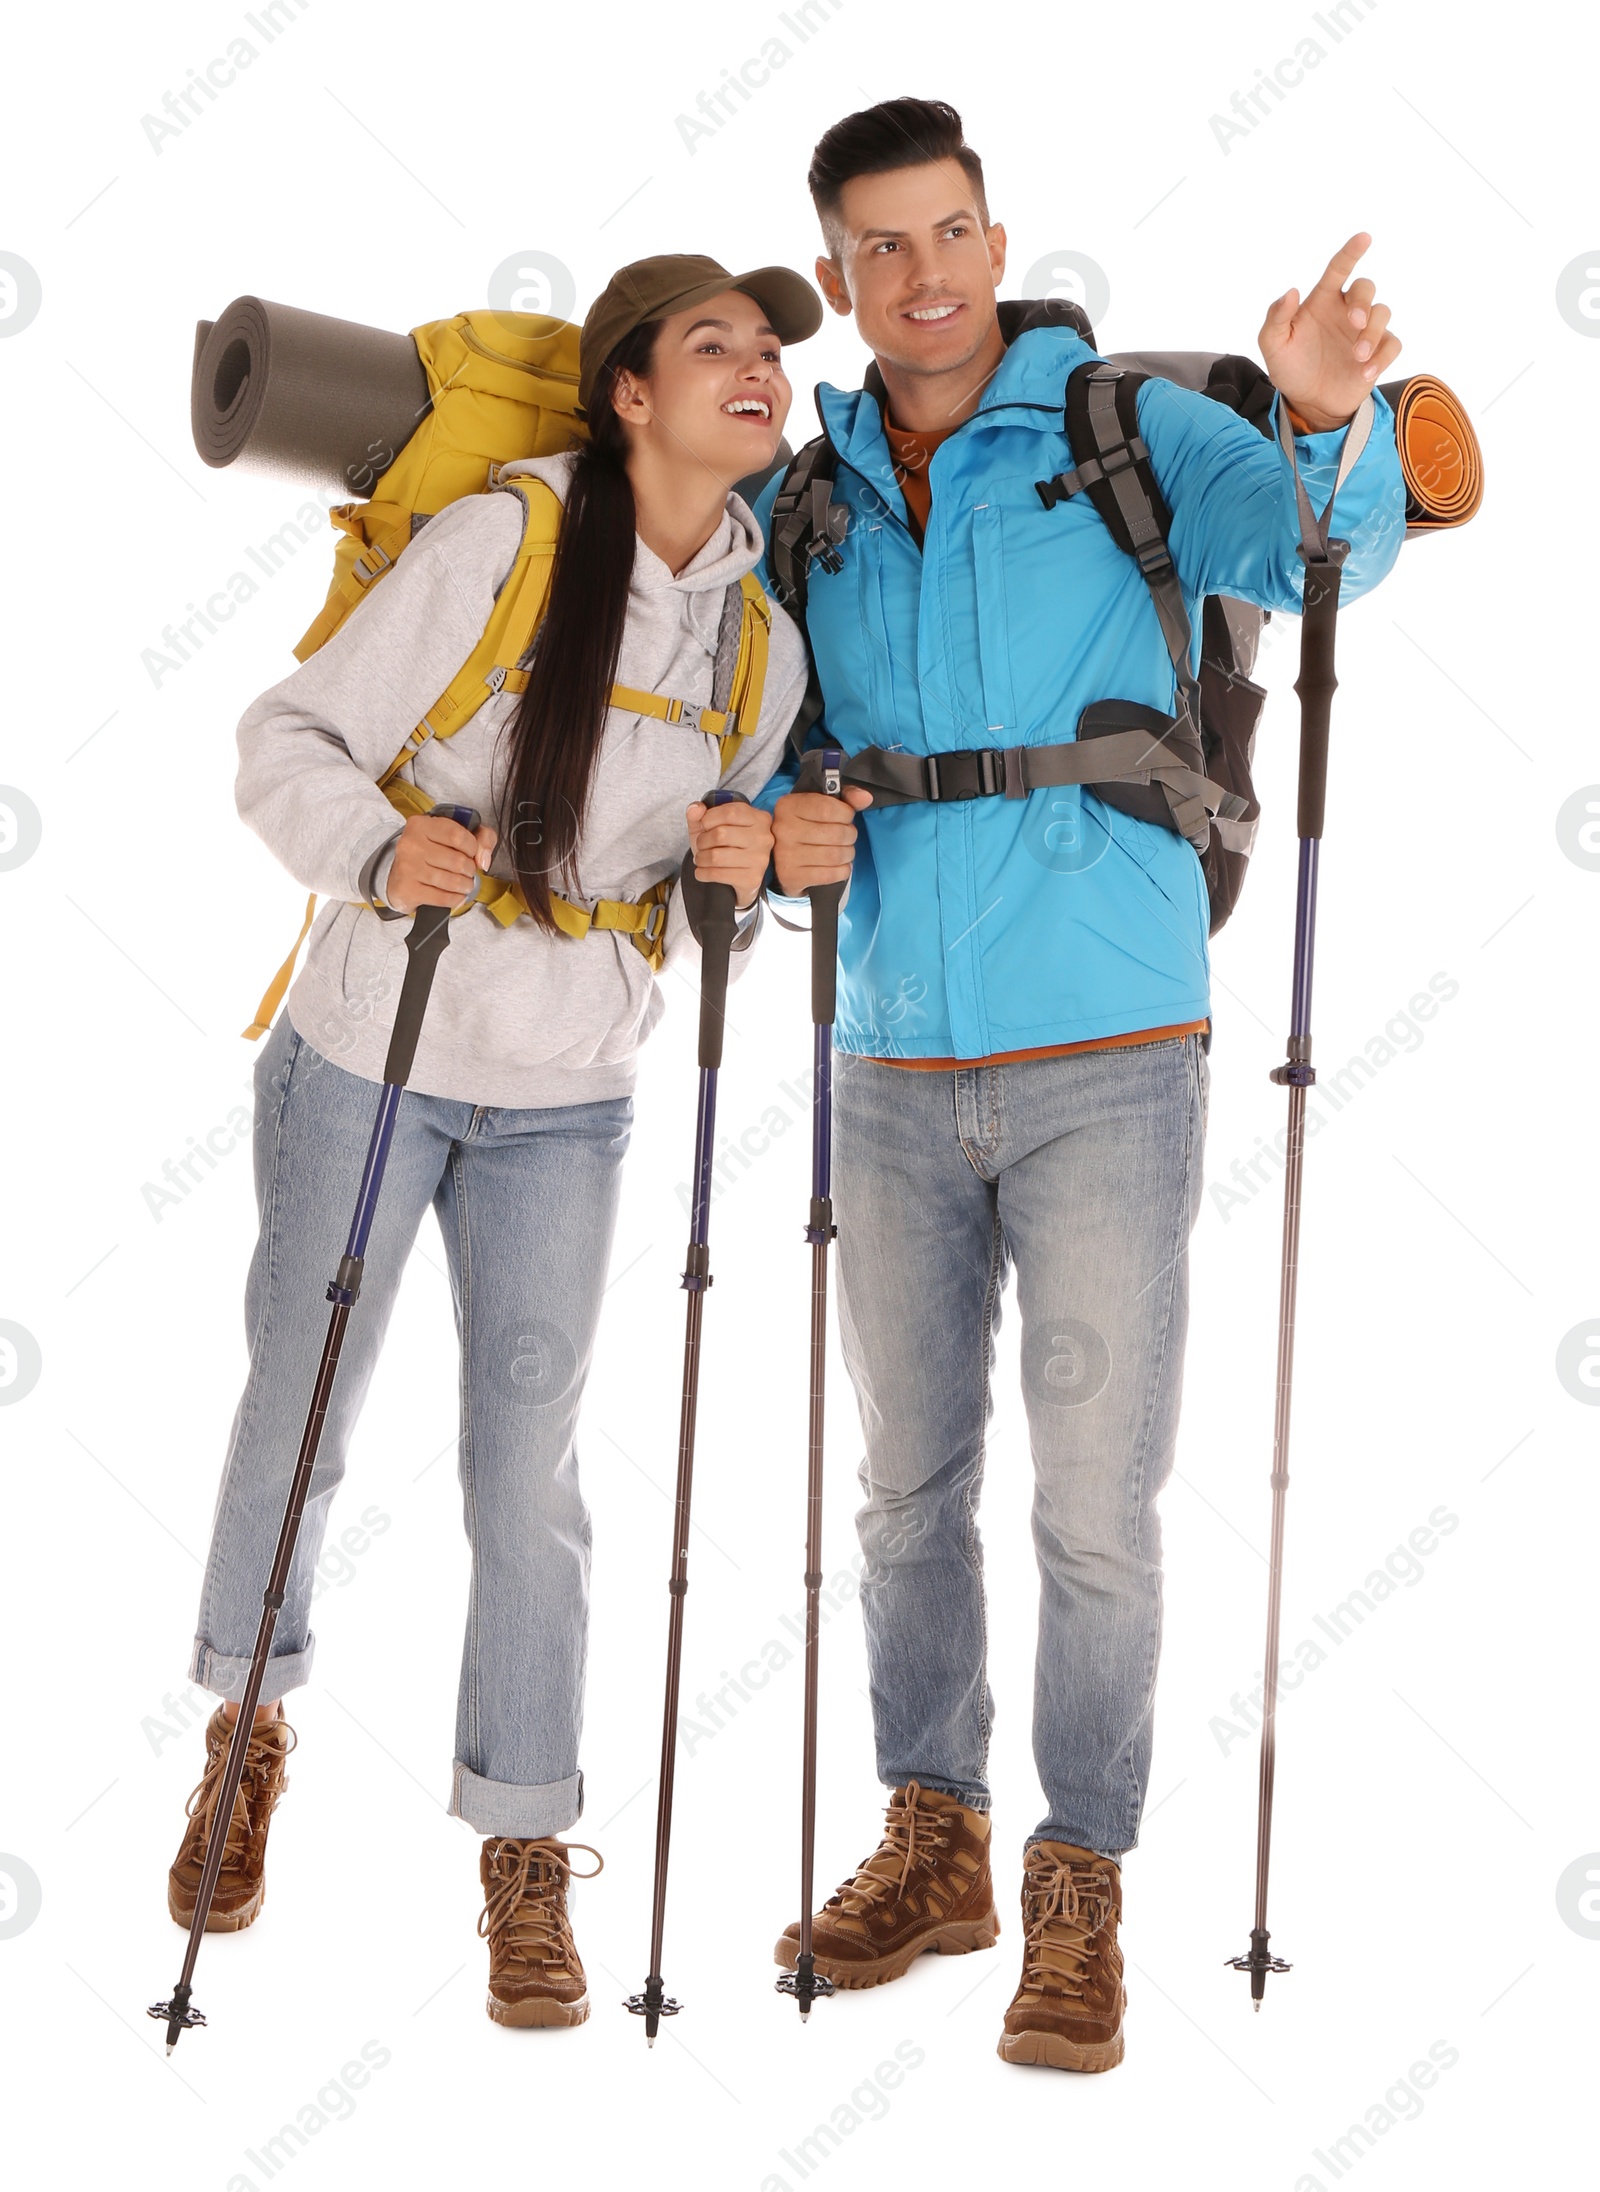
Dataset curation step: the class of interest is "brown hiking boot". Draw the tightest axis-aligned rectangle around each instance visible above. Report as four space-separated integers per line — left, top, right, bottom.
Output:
167 1704 296 1933
478 1837 601 2028
998 1840 1126 2071
774 1780 999 1989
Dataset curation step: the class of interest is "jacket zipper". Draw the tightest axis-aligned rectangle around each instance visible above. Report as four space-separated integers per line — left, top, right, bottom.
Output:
833 449 918 547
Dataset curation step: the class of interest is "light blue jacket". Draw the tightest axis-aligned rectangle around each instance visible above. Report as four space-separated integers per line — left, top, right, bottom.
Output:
753 323 1406 1057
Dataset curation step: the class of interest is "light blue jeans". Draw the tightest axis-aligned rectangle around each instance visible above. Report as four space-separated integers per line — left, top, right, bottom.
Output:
832 1034 1209 1857
189 1012 632 1837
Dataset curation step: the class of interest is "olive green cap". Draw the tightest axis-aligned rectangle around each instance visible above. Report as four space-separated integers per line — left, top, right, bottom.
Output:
578 253 822 411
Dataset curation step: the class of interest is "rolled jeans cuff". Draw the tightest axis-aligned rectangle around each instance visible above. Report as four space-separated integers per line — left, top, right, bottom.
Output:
450 1762 583 1840
899 1776 990 1816
189 1635 315 1703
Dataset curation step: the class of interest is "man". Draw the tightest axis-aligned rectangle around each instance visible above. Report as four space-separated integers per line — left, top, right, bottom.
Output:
755 96 1404 2072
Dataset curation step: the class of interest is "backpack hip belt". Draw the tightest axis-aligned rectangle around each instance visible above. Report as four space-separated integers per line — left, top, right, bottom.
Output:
813 713 1249 851
366 768 673 939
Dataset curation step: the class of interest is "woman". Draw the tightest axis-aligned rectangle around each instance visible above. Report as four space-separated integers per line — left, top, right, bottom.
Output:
167 255 820 2027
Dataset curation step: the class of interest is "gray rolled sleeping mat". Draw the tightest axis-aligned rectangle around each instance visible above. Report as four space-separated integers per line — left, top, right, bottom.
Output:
190 296 430 498
190 295 791 512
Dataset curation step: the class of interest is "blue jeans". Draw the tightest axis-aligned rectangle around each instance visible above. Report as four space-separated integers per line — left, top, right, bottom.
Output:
189 1014 632 1838
832 1034 1209 1857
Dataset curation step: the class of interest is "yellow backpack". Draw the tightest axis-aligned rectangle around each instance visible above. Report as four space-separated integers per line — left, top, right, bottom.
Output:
245 308 772 1038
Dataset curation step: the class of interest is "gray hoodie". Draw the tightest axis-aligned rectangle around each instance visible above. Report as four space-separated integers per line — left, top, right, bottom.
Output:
235 452 807 1107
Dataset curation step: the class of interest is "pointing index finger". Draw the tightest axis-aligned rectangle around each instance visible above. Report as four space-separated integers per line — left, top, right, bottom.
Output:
1309 231 1373 299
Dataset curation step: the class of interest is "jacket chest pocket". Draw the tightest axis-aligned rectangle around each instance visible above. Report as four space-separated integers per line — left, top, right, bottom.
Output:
969 503 1019 739
851 513 908 739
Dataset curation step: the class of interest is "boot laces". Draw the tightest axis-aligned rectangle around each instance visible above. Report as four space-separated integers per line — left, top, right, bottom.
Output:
478 1839 602 1975
1020 1848 1115 2002
836 1782 950 1915
181 1716 296 1869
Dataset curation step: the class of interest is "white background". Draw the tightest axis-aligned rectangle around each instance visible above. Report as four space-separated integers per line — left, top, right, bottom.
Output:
0 1 1592 2186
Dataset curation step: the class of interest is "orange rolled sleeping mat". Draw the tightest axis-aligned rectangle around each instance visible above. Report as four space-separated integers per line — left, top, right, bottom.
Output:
1378 374 1484 537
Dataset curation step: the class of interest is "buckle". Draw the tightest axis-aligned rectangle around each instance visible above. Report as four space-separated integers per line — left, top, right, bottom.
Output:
1035 469 1082 510
672 699 726 735
351 543 393 586
1135 538 1174 576
643 901 667 944
925 749 1003 801
486 459 534 491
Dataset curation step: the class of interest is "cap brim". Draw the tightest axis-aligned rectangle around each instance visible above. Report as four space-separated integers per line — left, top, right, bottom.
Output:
726 265 824 344
652 265 823 347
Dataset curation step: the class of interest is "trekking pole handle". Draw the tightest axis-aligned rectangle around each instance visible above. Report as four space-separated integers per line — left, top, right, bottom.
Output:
380 803 481 1088
807 881 845 1028
679 789 744 1072
805 748 848 1029
1293 542 1349 842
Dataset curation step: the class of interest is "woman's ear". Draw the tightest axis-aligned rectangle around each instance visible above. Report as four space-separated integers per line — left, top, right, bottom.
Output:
610 370 652 427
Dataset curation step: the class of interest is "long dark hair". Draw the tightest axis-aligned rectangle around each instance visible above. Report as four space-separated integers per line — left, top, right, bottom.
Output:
498 318 660 931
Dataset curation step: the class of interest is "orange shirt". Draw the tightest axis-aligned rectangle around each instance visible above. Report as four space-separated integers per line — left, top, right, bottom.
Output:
872 402 1207 1071
870 1024 1209 1071
882 413 958 543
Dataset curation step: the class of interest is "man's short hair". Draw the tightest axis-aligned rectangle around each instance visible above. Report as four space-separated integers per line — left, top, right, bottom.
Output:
808 98 988 251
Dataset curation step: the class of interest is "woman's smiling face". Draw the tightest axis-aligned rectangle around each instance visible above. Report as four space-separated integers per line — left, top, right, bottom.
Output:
612 288 792 487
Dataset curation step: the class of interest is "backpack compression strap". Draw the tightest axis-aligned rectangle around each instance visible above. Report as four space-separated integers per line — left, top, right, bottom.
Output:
295 506 411 661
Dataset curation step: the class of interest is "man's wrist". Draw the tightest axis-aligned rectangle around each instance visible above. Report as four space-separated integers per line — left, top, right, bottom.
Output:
1283 395 1353 435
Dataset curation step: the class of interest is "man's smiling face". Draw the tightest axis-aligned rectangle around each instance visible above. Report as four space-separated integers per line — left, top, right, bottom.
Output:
817 159 1007 391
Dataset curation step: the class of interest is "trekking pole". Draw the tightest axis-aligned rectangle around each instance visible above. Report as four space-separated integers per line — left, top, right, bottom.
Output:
776 747 845 2023
627 791 744 2045
1228 397 1372 2009
149 803 480 2053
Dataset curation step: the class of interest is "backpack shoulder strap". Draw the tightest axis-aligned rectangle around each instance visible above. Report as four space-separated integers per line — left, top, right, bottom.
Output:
1042 362 1200 731
716 573 771 771
767 426 844 623
374 471 564 793
765 428 842 761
